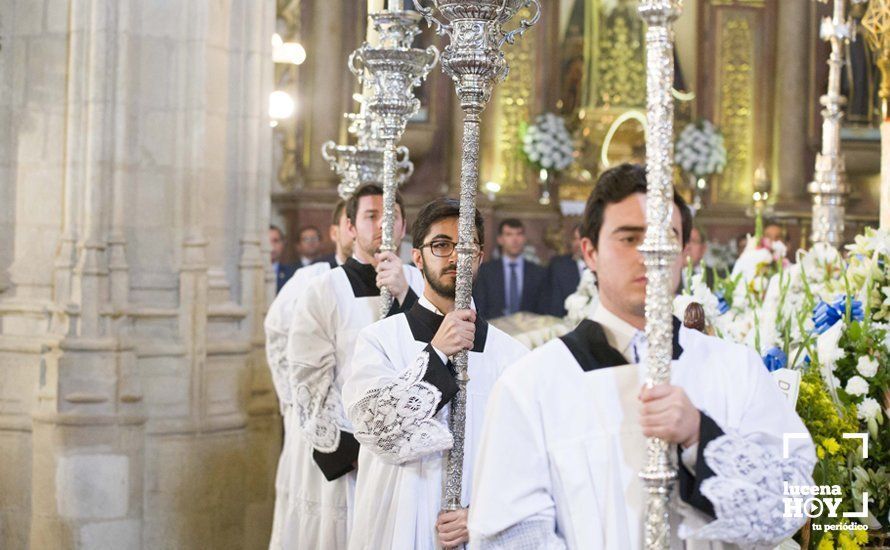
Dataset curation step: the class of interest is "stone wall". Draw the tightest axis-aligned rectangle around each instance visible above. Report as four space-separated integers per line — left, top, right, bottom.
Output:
0 1 280 548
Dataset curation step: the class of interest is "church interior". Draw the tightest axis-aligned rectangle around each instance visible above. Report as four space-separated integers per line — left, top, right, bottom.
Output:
1 0 889 549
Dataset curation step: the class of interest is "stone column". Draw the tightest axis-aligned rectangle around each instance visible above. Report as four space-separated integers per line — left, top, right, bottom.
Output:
304 0 348 188
0 1 278 549
772 0 811 206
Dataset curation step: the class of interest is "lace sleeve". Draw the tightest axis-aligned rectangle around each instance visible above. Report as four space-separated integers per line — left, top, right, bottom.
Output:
348 350 454 464
291 371 350 453
690 433 814 546
472 519 566 550
286 279 352 454
265 330 291 407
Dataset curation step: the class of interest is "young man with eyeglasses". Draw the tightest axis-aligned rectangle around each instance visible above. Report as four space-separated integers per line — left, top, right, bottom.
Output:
341 198 528 550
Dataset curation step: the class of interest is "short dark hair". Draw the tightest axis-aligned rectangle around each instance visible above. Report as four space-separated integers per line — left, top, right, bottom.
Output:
412 198 484 248
580 163 692 248
331 200 347 226
763 220 782 230
345 184 405 225
691 223 707 242
269 224 284 239
498 218 524 234
298 225 321 239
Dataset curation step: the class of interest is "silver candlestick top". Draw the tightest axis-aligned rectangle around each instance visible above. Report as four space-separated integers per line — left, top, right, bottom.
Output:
351 10 438 316
321 141 413 200
414 0 539 515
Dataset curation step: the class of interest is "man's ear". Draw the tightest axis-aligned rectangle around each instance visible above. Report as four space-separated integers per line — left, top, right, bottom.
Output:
347 218 357 239
412 248 424 273
580 236 597 273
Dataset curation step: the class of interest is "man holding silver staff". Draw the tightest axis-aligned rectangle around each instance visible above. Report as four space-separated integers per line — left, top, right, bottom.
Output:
284 183 424 549
468 164 816 549
342 198 528 550
265 199 354 550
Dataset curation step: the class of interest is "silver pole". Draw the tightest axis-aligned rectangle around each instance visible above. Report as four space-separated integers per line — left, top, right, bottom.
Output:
809 0 855 247
413 0 540 512
637 1 681 548
349 11 438 317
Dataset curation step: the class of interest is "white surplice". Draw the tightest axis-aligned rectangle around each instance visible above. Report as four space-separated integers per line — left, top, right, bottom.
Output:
469 304 816 550
264 262 332 550
341 296 529 550
284 257 424 550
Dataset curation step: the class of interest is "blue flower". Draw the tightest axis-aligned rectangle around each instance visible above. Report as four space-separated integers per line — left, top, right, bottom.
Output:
812 295 863 334
831 295 863 322
714 291 730 315
762 346 788 372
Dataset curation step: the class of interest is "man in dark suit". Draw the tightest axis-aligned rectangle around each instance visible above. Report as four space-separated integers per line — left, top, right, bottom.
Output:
296 225 323 267
544 225 586 317
270 224 297 293
473 218 547 319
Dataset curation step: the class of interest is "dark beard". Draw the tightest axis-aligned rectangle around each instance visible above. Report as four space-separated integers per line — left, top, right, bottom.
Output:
422 262 456 299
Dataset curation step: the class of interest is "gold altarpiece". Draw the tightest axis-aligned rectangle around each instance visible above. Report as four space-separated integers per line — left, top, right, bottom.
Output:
697 0 777 209
557 0 651 202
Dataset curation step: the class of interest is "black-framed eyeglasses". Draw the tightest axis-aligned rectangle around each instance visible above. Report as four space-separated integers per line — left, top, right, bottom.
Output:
419 239 482 258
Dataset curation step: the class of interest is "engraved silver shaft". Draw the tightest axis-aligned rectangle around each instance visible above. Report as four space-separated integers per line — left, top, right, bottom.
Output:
637 1 682 548
378 142 398 317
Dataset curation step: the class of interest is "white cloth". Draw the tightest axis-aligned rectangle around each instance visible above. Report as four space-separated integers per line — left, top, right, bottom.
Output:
469 306 816 550
284 261 425 550
264 262 332 550
342 299 529 550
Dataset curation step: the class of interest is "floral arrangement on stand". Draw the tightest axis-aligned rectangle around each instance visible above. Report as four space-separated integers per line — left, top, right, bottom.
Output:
674 227 890 548
521 112 575 205
674 119 727 211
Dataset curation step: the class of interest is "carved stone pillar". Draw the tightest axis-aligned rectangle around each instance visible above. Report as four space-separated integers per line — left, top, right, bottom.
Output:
0 1 278 548
773 0 812 206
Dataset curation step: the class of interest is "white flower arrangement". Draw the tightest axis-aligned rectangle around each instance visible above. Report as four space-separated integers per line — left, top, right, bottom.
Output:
856 397 882 421
675 120 727 179
856 356 879 378
845 375 870 397
522 113 575 172
564 269 599 326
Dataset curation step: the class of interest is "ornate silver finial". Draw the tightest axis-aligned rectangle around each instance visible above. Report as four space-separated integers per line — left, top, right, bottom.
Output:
350 10 438 315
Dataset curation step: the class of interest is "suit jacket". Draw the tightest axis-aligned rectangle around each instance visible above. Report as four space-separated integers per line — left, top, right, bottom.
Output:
473 257 547 319
315 253 339 268
275 262 298 293
544 254 582 317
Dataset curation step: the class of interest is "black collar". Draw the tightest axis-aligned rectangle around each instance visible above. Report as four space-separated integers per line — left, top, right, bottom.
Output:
560 317 684 372
341 257 379 298
405 301 489 352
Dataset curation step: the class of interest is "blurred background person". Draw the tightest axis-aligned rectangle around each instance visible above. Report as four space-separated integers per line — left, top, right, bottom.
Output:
315 200 353 268
762 220 784 246
685 224 707 272
270 224 297 294
544 224 585 317
473 218 546 318
295 225 322 267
